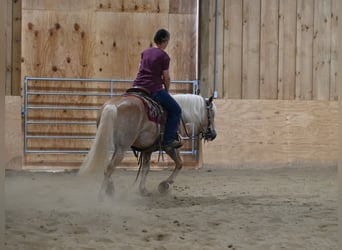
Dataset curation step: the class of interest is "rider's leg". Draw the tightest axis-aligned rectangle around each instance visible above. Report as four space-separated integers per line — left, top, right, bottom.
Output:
152 89 182 146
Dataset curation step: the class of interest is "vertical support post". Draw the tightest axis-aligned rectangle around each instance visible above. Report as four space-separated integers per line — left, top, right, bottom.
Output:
23 76 28 154
337 0 342 246
198 0 211 97
0 0 7 246
11 0 22 96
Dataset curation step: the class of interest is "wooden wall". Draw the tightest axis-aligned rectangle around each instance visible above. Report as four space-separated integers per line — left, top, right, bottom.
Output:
20 0 338 100
1 1 7 246
5 97 22 170
5 0 339 169
199 0 338 101
21 0 197 82
203 99 338 168
20 0 198 169
6 0 21 96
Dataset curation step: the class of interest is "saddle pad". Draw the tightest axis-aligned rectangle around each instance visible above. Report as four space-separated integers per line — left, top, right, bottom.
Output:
124 93 164 124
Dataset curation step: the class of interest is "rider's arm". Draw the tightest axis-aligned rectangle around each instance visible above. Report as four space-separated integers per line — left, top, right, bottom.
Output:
162 69 171 92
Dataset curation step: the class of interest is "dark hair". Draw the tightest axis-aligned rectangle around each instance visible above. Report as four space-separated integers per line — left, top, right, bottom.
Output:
154 29 170 44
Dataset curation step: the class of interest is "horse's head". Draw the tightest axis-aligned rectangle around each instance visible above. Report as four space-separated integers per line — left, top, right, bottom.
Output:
202 95 217 141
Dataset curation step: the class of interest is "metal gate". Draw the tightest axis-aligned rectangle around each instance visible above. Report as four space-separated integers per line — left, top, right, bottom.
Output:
23 76 200 161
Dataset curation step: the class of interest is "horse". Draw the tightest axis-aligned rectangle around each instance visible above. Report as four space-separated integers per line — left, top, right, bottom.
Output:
78 93 217 200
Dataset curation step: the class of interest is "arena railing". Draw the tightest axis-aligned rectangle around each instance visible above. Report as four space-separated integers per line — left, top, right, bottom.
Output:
23 76 200 159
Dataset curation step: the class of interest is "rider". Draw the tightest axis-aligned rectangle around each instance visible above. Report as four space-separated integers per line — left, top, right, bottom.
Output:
133 28 182 149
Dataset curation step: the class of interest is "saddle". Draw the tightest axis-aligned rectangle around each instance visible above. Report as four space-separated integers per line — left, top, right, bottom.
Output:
125 87 182 157
125 87 166 124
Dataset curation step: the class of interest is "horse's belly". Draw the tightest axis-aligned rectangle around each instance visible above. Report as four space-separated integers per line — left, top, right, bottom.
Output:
132 123 160 149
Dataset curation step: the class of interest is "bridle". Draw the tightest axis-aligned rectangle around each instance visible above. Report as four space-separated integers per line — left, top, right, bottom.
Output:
181 96 215 141
201 97 215 141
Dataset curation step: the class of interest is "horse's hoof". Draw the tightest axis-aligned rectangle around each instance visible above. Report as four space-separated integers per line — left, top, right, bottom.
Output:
97 195 104 202
158 181 171 194
105 188 114 196
105 183 115 200
140 189 152 197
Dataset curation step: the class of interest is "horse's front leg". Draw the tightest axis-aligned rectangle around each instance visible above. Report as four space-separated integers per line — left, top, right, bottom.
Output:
139 152 152 196
158 148 183 194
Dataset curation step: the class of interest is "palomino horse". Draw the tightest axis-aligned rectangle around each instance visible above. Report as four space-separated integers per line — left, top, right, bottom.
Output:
78 93 217 200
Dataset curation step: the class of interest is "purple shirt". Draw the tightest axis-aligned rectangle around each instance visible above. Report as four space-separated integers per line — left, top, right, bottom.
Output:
133 47 170 93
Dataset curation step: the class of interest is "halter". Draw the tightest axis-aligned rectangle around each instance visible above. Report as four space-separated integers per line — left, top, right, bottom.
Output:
201 97 215 141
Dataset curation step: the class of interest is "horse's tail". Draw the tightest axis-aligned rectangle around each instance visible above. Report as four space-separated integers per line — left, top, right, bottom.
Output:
78 104 117 175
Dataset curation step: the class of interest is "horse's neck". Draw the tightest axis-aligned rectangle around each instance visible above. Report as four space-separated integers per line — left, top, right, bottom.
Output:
175 95 206 136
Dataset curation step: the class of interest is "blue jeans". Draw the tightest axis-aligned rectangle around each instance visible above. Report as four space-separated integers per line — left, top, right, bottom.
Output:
152 89 182 144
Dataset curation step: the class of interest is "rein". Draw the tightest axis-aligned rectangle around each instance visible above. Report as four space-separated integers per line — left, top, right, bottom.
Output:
180 117 192 138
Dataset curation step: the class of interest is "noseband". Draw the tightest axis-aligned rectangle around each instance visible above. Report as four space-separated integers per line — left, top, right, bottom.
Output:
201 98 215 141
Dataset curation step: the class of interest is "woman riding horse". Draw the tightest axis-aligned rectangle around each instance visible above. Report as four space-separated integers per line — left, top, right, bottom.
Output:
133 29 182 149
79 29 217 199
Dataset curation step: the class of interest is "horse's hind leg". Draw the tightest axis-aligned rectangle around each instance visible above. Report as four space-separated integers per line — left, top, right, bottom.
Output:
158 148 183 194
98 151 125 201
98 166 115 201
139 152 152 196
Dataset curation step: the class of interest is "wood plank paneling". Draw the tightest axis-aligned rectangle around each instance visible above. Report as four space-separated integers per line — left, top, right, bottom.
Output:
295 0 314 100
169 0 196 14
129 13 169 79
278 0 296 100
198 0 211 97
0 0 5 245
330 0 338 101
169 14 197 81
224 0 242 99
94 12 173 80
213 0 224 98
209 0 217 96
11 0 22 96
242 0 260 99
22 0 197 82
94 13 130 79
22 10 96 79
313 0 331 100
204 0 337 101
20 0 340 101
6 0 12 95
96 0 169 13
23 0 95 11
203 99 338 167
259 0 279 99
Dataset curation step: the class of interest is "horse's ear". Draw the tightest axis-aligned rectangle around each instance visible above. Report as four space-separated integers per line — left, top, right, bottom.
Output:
208 94 214 103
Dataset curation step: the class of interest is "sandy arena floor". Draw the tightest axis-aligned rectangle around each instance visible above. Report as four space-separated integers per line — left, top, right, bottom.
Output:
5 166 338 250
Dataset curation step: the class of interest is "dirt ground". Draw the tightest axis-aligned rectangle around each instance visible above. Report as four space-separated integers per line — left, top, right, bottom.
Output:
5 165 338 250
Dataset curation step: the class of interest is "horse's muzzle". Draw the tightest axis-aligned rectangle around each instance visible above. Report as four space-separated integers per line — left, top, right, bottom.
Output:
210 129 217 141
203 128 217 141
